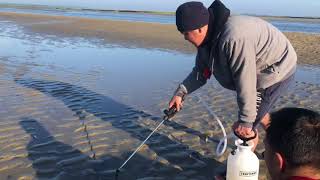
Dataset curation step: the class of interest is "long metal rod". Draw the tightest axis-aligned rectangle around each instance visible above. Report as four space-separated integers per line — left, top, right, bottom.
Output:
117 118 166 171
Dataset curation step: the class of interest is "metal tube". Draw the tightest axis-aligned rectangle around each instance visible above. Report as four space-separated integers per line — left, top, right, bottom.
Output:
115 106 177 179
117 118 166 171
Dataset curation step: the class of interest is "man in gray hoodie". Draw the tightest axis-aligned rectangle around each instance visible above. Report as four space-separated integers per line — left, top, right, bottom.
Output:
169 0 297 149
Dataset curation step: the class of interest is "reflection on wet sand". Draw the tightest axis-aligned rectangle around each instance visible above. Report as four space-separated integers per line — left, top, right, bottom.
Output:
16 78 224 179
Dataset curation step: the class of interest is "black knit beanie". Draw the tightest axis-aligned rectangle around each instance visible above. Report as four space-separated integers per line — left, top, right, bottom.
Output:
176 1 209 32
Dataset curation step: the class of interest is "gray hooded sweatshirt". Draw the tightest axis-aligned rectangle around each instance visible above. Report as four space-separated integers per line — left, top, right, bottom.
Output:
175 14 297 124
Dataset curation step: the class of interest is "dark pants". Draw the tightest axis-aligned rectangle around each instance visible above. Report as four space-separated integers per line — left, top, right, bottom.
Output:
253 73 295 129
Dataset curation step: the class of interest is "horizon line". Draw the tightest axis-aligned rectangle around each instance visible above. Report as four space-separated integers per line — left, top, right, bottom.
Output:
1 2 320 19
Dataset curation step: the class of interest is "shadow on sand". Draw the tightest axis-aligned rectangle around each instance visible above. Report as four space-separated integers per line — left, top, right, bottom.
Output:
20 118 181 180
16 78 225 179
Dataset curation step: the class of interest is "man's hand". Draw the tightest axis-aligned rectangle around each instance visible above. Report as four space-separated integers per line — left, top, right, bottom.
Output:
232 121 255 138
169 95 183 111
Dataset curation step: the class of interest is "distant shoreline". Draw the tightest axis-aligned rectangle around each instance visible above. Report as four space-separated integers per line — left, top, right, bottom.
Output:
1 3 320 21
0 11 319 66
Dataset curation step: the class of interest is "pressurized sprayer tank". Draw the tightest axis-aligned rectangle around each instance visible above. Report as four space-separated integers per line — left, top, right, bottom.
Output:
226 133 259 180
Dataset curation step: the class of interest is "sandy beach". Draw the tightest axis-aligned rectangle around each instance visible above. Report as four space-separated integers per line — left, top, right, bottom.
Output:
0 11 319 180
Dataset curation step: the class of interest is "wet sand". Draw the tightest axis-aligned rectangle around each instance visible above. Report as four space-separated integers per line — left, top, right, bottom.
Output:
0 11 319 180
1 65 319 179
0 11 319 65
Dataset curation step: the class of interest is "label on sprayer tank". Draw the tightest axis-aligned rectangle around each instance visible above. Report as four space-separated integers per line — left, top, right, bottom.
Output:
239 171 258 177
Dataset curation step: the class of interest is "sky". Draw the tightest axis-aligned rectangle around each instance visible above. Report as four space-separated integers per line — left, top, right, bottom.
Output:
0 0 319 17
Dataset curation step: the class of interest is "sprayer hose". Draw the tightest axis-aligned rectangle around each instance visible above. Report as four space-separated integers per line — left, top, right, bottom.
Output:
196 94 227 157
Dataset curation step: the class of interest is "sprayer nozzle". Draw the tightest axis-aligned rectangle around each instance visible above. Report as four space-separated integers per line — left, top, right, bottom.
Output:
115 169 120 180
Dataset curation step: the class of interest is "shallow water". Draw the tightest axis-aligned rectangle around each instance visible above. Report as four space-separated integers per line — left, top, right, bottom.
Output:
0 20 318 108
0 20 195 107
0 19 319 179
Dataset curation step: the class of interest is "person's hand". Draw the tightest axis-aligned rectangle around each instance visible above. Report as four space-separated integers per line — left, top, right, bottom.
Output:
169 95 183 111
232 121 255 138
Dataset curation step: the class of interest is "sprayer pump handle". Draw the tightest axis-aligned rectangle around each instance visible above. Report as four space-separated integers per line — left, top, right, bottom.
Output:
164 95 185 120
163 106 178 120
234 129 257 143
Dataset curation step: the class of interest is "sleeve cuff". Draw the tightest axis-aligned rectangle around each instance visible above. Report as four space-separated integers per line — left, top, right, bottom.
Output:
174 84 188 97
237 120 253 129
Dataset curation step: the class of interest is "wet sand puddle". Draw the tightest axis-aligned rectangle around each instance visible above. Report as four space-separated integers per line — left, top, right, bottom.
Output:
0 20 319 179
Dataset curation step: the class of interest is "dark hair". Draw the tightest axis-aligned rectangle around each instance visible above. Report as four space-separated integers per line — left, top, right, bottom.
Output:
266 107 320 169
